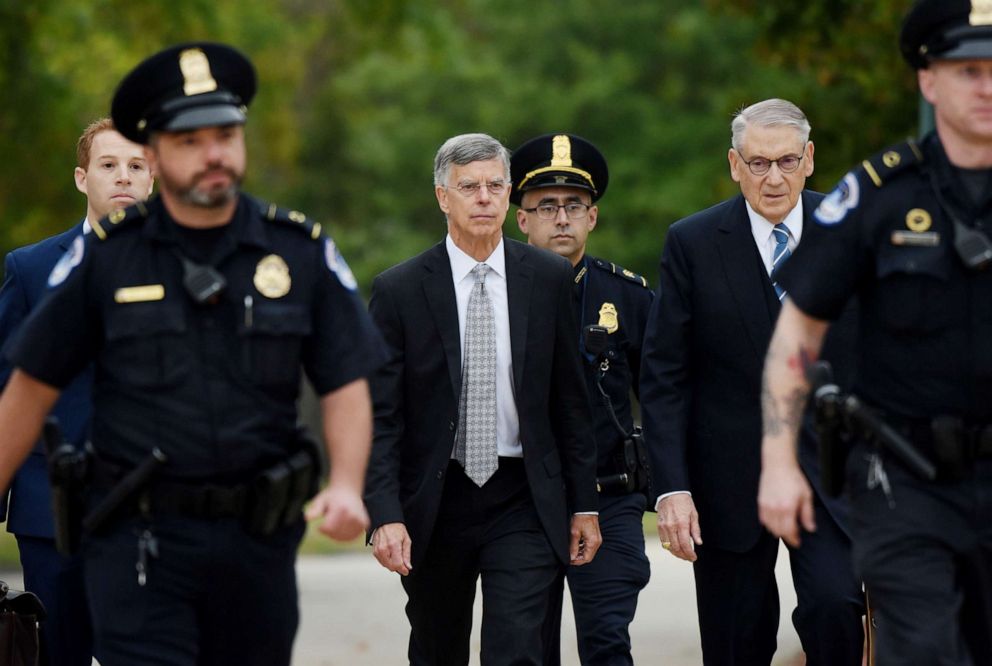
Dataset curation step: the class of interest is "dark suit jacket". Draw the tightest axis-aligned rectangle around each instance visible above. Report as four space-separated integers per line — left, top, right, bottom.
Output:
0 223 94 538
364 237 598 567
641 191 855 552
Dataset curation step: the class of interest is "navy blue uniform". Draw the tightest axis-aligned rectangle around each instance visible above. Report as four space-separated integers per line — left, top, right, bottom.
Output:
548 256 653 666
6 193 384 665
780 133 992 665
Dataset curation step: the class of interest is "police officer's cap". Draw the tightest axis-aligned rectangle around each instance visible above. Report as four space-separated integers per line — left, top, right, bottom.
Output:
510 134 609 207
901 0 992 69
111 42 256 145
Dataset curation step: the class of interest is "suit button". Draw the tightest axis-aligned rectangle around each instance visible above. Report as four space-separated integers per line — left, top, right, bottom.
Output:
448 421 455 431
437 470 444 479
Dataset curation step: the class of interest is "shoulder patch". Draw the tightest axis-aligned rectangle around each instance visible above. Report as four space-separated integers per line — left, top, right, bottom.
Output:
859 139 924 189
324 237 358 292
48 234 86 287
91 201 149 241
815 172 860 226
590 257 649 288
263 202 323 240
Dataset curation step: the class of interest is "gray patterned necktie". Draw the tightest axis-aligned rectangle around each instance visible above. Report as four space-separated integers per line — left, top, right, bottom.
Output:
454 263 498 486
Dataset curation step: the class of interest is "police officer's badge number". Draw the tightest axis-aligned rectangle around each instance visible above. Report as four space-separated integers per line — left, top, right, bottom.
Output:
598 302 619 334
47 235 85 288
254 254 291 298
324 238 358 292
815 172 860 226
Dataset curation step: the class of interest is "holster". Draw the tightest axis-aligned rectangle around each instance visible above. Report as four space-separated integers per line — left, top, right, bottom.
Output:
244 426 323 536
597 427 651 500
43 419 89 557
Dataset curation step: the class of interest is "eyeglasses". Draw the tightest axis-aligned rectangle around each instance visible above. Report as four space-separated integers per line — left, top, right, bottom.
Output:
447 179 510 197
522 203 592 220
738 151 805 176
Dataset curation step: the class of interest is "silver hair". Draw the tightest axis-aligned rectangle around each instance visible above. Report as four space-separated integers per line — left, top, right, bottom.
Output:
433 133 511 187
731 98 811 153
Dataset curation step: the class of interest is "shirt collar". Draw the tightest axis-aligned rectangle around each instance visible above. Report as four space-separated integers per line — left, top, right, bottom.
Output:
445 234 505 282
82 218 92 235
745 197 804 243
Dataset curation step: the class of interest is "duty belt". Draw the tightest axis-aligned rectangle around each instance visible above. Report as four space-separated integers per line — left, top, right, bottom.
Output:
889 415 992 480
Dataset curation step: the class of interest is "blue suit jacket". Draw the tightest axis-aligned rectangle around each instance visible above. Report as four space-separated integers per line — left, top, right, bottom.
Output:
0 222 94 538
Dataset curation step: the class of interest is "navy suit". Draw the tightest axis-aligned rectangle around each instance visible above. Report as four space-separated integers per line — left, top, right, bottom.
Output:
640 192 864 665
0 222 94 666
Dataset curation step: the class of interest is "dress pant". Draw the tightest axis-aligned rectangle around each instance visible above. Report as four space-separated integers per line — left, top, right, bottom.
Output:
848 444 992 666
15 536 93 666
693 491 863 666
83 514 304 666
401 458 561 666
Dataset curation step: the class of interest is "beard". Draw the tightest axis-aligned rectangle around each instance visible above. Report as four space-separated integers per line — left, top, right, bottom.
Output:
160 165 243 209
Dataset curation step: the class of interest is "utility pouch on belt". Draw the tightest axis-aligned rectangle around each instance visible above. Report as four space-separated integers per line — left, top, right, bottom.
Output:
43 418 89 556
0 580 45 666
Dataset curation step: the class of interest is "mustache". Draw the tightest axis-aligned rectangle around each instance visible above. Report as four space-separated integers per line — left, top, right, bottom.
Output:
193 166 239 184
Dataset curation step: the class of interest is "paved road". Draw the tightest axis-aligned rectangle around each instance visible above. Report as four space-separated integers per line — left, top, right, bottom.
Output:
292 543 804 665
4 543 805 665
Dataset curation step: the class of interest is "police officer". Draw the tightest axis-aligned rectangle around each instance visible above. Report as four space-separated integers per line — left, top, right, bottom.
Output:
512 134 653 665
758 2 992 664
0 42 384 665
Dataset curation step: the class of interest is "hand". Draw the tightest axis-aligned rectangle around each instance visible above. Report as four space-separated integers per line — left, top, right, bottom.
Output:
758 463 815 548
569 514 602 566
304 485 369 542
656 494 702 562
370 522 413 575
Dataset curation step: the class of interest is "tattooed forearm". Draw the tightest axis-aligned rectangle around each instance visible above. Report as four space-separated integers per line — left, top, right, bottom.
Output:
762 373 783 436
763 343 816 439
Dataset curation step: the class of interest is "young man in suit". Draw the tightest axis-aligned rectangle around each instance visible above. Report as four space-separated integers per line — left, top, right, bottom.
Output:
639 99 864 665
364 132 602 665
0 117 153 665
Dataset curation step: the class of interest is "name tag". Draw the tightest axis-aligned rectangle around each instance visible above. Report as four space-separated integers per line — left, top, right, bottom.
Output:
890 230 940 247
114 284 165 303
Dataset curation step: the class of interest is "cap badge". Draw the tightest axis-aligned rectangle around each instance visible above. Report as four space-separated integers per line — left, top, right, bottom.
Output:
906 208 932 233
179 48 218 96
254 254 291 298
971 0 992 26
598 302 619 334
551 135 573 167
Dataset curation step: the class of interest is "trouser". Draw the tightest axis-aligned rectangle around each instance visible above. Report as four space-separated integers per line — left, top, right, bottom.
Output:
693 493 863 666
542 492 650 666
401 458 561 666
15 536 92 666
848 443 992 666
83 514 304 666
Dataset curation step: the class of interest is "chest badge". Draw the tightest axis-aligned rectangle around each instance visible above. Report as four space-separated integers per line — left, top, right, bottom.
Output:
598 302 619 334
906 208 932 233
254 254 291 298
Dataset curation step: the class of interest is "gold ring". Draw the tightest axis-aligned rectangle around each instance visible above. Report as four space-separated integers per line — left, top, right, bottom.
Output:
661 541 672 550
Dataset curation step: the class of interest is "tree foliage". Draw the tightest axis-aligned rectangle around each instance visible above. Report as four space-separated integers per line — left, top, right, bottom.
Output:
0 1 920 287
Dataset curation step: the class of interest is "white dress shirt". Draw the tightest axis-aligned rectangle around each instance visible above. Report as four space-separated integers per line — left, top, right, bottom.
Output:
445 234 522 458
745 199 804 276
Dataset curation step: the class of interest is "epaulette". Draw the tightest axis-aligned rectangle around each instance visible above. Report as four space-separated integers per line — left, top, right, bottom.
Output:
91 200 150 241
262 202 323 241
859 139 924 189
590 257 649 289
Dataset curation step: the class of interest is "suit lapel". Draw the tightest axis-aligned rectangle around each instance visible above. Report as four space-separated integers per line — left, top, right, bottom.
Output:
715 196 774 361
421 243 463 401
504 239 532 398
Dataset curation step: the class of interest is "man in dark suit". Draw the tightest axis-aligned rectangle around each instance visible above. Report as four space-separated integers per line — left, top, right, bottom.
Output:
639 99 864 665
0 117 153 665
364 132 602 665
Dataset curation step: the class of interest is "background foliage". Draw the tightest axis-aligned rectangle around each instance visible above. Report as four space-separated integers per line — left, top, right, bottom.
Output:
1 0 917 289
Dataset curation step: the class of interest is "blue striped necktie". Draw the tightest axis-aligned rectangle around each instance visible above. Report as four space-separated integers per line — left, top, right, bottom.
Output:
771 224 791 301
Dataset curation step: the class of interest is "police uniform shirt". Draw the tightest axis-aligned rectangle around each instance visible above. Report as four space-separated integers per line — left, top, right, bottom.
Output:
574 256 653 470
7 193 385 478
777 132 992 423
